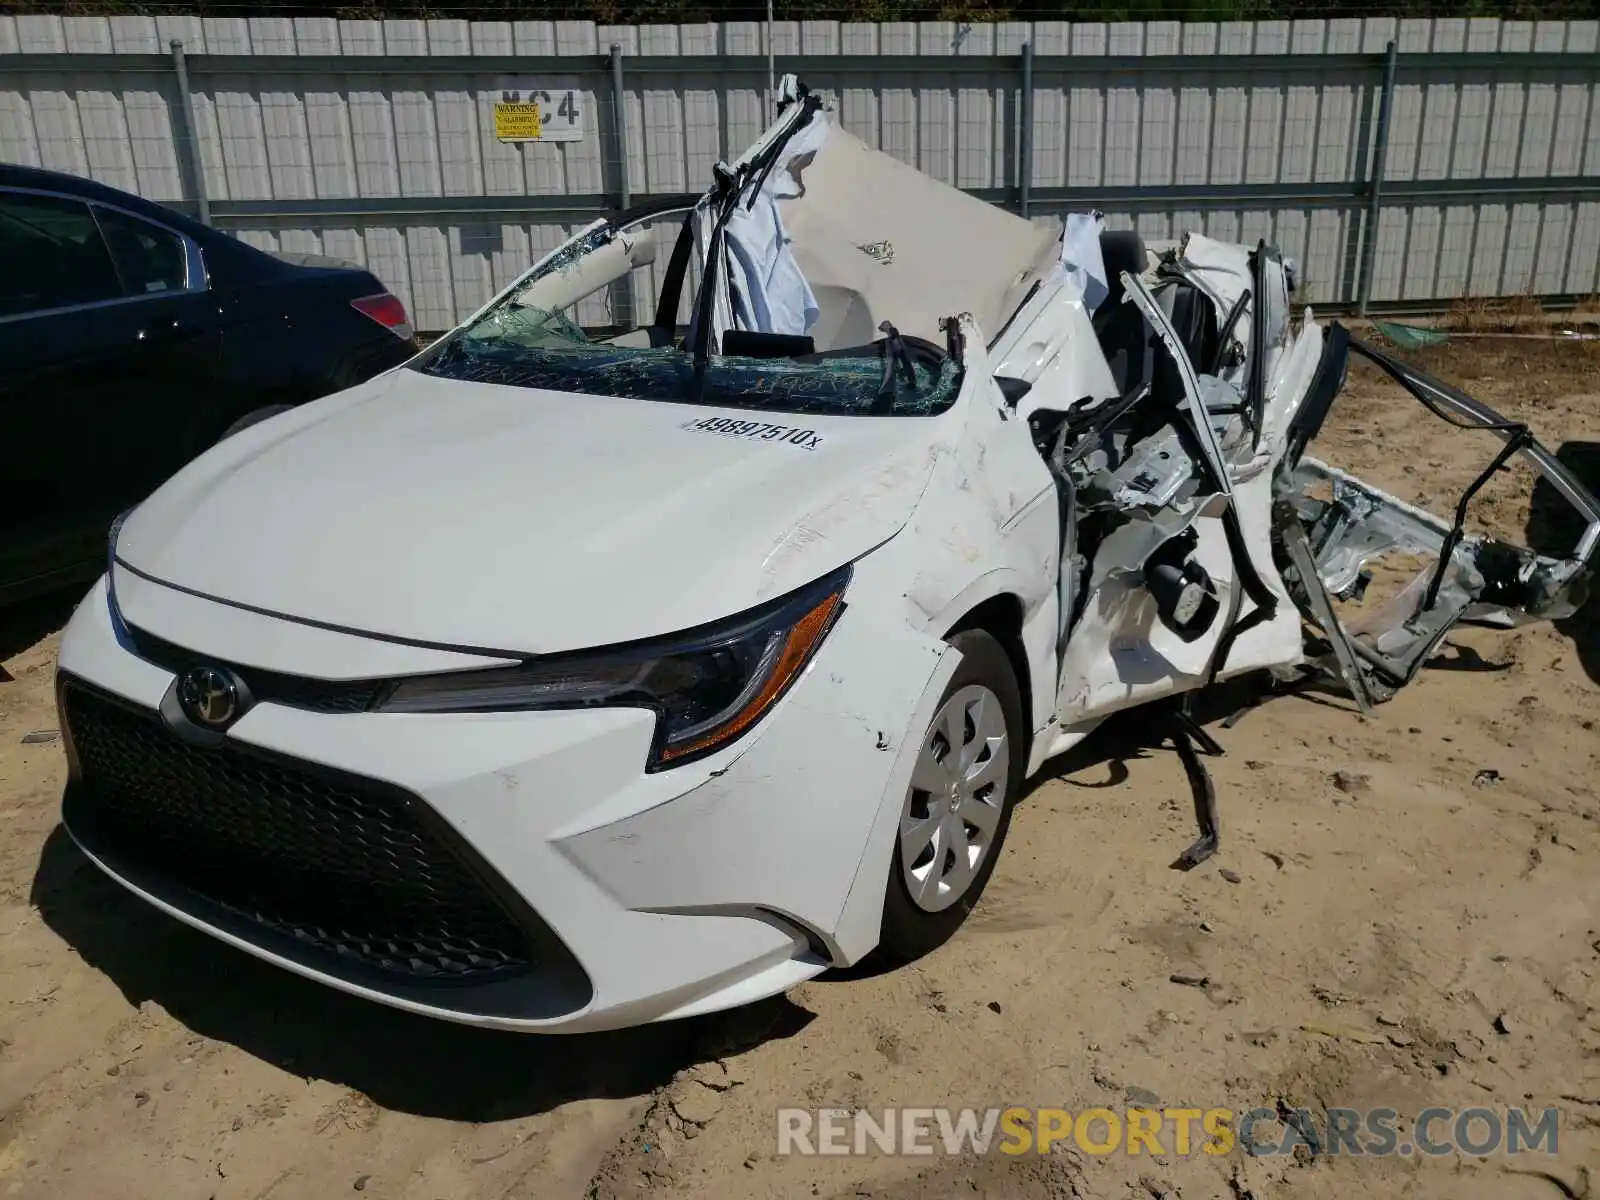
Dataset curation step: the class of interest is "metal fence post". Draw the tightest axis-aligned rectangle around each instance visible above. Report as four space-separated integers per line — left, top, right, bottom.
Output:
609 43 633 330
169 39 210 226
610 45 630 211
1356 39 1397 316
766 0 776 123
1018 41 1034 219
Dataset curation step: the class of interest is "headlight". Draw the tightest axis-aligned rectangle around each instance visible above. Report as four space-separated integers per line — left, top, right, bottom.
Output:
375 566 849 770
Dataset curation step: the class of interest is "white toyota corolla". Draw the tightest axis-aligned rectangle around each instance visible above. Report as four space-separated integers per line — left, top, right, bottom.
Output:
55 80 1598 1032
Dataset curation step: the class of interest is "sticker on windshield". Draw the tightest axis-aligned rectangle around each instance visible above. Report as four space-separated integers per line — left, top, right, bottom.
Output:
681 416 823 451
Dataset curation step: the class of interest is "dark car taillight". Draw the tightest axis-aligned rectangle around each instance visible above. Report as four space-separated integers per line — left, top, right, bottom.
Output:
351 293 415 341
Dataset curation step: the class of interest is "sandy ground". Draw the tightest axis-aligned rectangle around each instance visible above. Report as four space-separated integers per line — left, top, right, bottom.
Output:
1 334 1598 1200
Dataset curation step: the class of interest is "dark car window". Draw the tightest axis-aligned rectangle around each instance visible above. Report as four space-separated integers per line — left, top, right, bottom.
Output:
0 192 122 318
95 205 188 295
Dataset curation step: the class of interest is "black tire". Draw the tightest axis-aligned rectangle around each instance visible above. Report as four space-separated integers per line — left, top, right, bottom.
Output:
879 628 1025 962
217 403 295 441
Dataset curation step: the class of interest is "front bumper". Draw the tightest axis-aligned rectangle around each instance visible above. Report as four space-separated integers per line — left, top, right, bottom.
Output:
55 567 951 1032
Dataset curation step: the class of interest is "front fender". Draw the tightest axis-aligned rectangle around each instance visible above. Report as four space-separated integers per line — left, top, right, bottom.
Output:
829 634 961 963
553 547 953 955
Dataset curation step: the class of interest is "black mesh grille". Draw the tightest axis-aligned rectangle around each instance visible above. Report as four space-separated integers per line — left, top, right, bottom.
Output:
125 624 380 714
61 682 535 983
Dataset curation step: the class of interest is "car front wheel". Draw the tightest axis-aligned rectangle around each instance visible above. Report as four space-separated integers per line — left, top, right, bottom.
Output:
879 628 1024 962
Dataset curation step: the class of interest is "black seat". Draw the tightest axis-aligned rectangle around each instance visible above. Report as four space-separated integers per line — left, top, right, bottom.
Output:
1093 300 1152 398
1091 229 1153 397
1096 229 1147 311
1090 229 1221 393
1161 281 1220 375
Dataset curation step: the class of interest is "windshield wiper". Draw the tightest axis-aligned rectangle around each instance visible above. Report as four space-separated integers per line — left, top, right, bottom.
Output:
869 320 920 414
689 162 741 395
687 92 823 402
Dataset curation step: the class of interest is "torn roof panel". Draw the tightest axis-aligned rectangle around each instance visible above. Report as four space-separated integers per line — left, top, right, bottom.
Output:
777 125 1061 346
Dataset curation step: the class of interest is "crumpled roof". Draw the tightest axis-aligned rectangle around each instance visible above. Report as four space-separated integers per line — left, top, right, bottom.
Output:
776 124 1062 347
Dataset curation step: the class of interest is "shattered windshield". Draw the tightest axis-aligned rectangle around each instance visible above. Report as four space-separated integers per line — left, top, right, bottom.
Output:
415 231 963 419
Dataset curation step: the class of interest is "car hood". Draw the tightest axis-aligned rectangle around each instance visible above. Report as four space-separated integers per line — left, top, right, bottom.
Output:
116 368 945 654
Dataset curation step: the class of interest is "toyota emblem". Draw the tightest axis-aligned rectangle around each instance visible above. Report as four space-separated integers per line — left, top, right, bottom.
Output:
177 665 241 729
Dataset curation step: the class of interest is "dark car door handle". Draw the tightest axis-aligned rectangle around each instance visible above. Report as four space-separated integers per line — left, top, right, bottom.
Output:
137 320 205 346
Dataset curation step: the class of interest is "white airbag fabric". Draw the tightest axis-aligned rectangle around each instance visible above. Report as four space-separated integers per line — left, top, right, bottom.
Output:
1051 212 1110 314
723 111 831 337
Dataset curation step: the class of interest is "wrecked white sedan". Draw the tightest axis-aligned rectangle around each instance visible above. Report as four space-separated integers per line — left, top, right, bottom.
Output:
55 80 1598 1032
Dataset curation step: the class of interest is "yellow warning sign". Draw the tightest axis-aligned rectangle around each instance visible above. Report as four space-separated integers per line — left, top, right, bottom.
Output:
492 88 584 142
493 101 543 142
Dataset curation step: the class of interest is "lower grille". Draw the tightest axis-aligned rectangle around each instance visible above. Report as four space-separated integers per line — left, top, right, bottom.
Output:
61 681 535 983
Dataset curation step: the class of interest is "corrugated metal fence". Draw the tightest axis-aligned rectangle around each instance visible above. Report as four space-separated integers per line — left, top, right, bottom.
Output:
3 14 1598 331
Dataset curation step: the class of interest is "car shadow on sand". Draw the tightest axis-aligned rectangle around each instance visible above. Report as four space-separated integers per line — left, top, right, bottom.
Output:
29 824 814 1122
1529 440 1600 687
0 587 84 672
